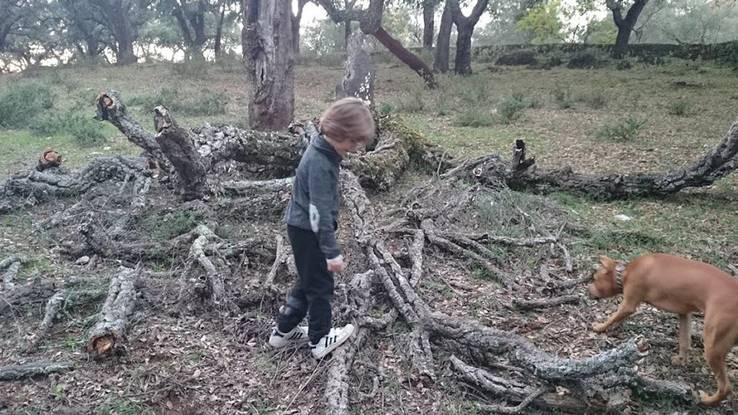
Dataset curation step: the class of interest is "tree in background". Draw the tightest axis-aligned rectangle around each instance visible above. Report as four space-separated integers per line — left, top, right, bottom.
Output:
0 0 64 69
169 0 209 61
291 0 311 54
581 17 617 43
472 0 538 46
396 0 441 50
516 0 564 43
317 0 437 88
57 0 109 62
433 0 452 72
636 0 738 44
449 0 489 75
607 0 650 57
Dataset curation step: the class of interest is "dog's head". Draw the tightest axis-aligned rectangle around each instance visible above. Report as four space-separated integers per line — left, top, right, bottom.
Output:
588 255 619 299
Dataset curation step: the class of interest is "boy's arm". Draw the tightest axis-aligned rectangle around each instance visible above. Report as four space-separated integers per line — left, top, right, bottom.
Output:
308 163 341 259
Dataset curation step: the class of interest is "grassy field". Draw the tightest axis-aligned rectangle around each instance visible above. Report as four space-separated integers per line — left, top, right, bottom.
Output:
2 57 737 267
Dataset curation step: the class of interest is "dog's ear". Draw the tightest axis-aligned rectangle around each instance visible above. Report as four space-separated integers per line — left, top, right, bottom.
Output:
599 255 614 268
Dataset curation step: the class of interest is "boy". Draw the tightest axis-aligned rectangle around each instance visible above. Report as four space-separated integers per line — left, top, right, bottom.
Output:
268 97 375 359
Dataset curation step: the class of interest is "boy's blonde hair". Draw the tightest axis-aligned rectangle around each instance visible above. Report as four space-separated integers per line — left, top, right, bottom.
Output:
319 97 375 144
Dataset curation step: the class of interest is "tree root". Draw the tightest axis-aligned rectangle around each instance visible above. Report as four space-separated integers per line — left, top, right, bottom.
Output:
1 156 150 214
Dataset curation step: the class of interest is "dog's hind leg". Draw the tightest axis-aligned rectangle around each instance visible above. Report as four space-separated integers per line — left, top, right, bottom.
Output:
699 316 733 406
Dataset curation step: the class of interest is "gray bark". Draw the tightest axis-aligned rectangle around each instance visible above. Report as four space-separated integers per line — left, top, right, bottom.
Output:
0 361 73 381
86 266 139 358
336 32 375 107
242 0 295 131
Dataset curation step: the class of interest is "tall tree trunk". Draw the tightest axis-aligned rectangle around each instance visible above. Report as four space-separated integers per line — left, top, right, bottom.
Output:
608 0 649 58
372 27 436 88
242 0 295 131
422 0 435 51
336 32 375 106
84 35 99 59
342 0 357 50
214 1 226 59
173 0 207 61
433 0 452 73
344 20 351 50
454 22 473 75
448 0 488 75
292 0 309 55
107 1 137 65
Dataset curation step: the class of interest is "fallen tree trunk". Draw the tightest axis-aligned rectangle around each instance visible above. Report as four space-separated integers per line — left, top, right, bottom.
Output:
455 118 738 199
0 156 149 214
95 91 169 168
96 89 450 189
86 266 139 358
193 123 309 177
154 106 207 200
0 361 73 381
450 355 593 413
97 90 309 178
427 313 646 381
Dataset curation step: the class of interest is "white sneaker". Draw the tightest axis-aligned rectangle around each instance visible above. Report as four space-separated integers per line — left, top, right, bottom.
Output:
268 326 309 348
309 324 356 359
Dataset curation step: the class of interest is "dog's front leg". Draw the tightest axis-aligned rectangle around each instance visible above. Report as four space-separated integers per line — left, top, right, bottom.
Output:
671 313 692 366
592 300 638 333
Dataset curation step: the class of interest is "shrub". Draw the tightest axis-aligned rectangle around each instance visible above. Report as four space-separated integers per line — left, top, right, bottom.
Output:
596 116 646 141
0 83 54 129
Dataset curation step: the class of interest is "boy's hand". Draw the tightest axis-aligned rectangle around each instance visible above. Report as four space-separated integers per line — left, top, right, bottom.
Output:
326 255 346 273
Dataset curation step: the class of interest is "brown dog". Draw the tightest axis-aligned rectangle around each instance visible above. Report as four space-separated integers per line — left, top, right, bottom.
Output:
589 253 738 406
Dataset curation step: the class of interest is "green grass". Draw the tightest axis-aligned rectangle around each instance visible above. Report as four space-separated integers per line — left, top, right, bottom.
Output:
454 109 496 127
596 116 647 141
138 210 203 241
31 112 108 146
667 99 692 116
0 129 138 176
552 191 738 268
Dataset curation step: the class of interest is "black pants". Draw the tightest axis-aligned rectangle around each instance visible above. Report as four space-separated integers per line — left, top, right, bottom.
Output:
277 225 334 344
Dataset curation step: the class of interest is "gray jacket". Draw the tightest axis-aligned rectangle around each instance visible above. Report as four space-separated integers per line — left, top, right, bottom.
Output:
284 134 341 259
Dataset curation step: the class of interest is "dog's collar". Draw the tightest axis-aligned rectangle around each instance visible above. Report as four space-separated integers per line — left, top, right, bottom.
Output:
614 261 627 291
